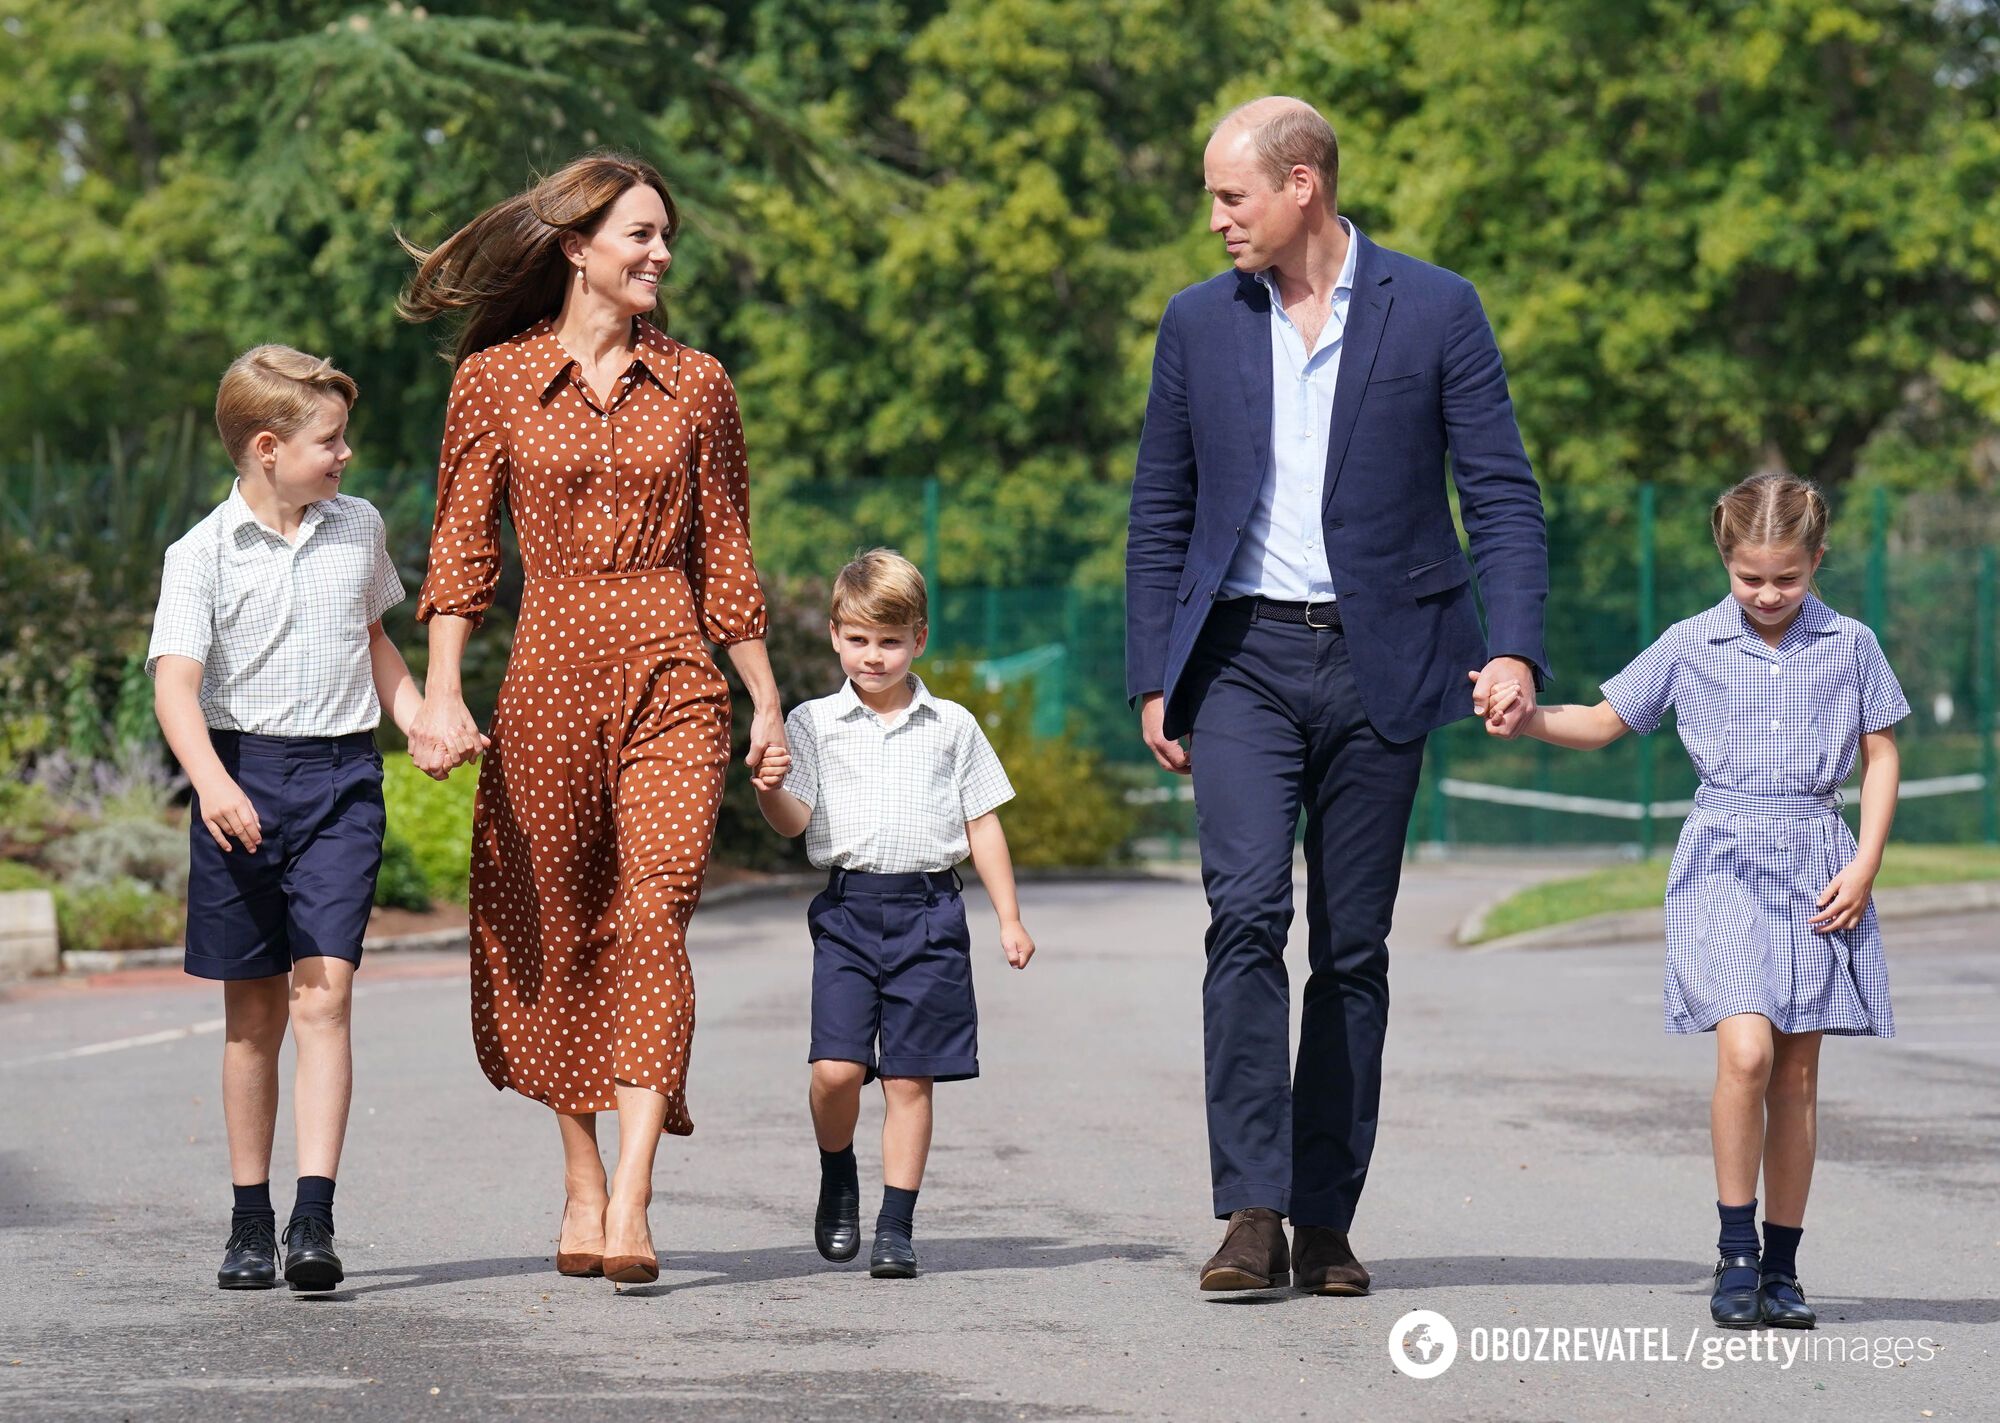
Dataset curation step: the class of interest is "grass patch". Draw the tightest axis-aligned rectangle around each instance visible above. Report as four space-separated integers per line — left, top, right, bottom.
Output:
1469 844 2000 944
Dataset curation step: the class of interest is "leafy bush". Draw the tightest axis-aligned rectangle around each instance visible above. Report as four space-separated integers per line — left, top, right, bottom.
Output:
381 756 477 904
0 861 54 892
55 878 183 953
45 818 189 899
374 831 434 911
922 664 1134 870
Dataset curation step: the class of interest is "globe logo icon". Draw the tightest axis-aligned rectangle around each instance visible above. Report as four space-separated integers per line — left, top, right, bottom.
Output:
1388 1309 1459 1379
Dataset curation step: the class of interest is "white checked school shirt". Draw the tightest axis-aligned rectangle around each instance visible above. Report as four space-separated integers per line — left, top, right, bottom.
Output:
781 675 1016 873
146 482 406 736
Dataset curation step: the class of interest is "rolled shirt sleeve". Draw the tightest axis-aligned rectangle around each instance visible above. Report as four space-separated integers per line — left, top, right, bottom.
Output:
1854 626 1912 734
1600 629 1682 736
957 715 1015 822
146 538 216 677
780 704 821 811
416 352 508 627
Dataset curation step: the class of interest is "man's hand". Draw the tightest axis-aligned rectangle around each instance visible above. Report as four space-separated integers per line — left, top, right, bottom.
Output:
1469 658 1537 739
1139 692 1190 775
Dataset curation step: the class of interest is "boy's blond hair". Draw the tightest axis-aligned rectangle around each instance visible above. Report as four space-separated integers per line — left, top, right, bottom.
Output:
831 548 927 630
215 345 358 471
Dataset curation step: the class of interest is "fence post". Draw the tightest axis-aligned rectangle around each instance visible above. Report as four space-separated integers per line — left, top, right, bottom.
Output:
923 475 942 641
1866 486 1889 642
1980 546 1998 845
1637 482 1657 857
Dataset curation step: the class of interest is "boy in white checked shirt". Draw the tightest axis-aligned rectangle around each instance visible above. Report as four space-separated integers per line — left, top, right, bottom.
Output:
756 549 1035 1279
148 346 423 1294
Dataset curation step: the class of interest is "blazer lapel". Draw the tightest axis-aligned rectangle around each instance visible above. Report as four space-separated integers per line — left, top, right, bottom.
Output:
1231 271 1273 501
1322 234 1391 512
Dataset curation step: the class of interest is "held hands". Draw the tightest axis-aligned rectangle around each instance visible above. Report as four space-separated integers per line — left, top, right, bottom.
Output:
1811 857 1878 934
746 704 788 789
751 741 791 791
1000 919 1036 969
408 694 490 781
1468 659 1537 738
193 772 261 853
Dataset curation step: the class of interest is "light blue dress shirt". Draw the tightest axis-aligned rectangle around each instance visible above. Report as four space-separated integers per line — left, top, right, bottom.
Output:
1218 217 1358 602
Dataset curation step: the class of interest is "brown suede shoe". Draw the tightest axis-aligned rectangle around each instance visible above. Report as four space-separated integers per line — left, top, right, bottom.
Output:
1292 1225 1370 1296
1199 1208 1291 1290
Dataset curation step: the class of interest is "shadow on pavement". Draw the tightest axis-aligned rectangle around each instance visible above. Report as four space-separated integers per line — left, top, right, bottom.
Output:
341 1237 1174 1299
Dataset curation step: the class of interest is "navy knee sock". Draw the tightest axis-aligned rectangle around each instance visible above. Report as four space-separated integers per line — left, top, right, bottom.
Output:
292 1175 336 1233
1762 1221 1804 1295
1716 1200 1760 1291
877 1186 919 1242
231 1181 274 1232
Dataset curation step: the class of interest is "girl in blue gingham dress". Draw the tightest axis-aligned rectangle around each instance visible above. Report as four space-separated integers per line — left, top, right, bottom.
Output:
1485 473 1908 1333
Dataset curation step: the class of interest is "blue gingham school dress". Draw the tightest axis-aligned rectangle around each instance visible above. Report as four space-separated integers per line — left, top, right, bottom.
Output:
1602 593 1910 1036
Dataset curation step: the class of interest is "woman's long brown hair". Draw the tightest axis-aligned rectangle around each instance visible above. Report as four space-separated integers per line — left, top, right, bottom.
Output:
397 152 679 363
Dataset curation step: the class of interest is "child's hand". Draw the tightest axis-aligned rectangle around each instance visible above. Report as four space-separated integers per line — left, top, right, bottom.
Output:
1000 919 1035 969
194 772 262 853
1810 857 1879 933
751 743 791 791
1477 676 1523 735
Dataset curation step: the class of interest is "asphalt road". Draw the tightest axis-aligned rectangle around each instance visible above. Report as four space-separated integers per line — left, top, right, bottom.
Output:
2 862 1994 1420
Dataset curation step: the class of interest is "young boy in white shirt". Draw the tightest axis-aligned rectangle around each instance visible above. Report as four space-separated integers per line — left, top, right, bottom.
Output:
149 345 422 1292
756 549 1035 1278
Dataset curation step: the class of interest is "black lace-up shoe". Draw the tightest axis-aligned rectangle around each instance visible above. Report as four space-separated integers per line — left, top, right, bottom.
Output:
282 1216 344 1292
217 1217 278 1290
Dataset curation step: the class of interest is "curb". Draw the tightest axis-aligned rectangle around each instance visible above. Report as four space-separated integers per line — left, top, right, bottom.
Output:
49 865 1191 977
1458 878 2000 952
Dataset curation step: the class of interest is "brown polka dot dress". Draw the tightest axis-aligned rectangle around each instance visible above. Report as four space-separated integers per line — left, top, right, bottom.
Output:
417 318 768 1135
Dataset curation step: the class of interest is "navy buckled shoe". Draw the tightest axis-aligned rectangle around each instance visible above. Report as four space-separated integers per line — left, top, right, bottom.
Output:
1759 1271 1816 1329
1710 1253 1762 1328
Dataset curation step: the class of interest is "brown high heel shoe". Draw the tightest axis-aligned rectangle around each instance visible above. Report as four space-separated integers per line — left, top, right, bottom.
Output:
556 1198 604 1278
602 1195 658 1284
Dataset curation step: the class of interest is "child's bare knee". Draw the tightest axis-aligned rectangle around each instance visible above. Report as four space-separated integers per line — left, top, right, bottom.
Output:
224 977 289 1041
289 975 353 1036
880 1075 934 1104
1717 1038 1774 1088
812 1060 867 1093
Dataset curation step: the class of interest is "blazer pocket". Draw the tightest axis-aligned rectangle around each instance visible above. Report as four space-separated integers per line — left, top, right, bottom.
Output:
1367 370 1428 393
1407 549 1472 599
1175 565 1202 603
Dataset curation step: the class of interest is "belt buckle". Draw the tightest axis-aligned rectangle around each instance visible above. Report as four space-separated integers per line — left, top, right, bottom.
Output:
1305 601 1335 629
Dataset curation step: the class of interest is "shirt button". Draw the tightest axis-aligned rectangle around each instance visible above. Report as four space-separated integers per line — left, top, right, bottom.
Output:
1769 665 1780 677
1770 719 1781 731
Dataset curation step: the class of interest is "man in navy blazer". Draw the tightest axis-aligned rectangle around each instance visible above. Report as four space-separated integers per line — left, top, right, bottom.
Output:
1126 97 1549 1296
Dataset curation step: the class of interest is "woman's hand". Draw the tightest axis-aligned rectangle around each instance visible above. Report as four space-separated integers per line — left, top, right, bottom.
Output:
408 693 489 780
746 703 786 785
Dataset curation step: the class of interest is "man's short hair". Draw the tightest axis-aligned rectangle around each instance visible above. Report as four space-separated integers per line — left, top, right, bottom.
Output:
830 548 928 630
1216 98 1339 211
215 345 357 469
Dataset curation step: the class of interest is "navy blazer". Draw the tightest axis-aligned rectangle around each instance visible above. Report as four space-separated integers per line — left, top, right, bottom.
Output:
1125 233 1550 744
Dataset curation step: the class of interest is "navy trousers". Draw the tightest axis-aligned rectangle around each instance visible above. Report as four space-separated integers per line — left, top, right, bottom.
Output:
1184 601 1427 1227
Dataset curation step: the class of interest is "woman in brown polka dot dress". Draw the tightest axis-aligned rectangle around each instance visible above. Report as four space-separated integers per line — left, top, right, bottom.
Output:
400 154 786 1284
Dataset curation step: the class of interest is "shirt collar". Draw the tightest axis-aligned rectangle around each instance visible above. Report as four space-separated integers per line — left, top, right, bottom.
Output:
523 317 683 403
1255 215 1358 302
835 673 934 724
1699 591 1839 643
225 478 330 539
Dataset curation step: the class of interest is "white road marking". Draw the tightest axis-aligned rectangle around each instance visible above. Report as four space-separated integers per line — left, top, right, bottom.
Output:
4 1017 226 1067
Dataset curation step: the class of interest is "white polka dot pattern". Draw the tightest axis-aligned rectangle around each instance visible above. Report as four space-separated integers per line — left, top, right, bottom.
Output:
417 318 769 1134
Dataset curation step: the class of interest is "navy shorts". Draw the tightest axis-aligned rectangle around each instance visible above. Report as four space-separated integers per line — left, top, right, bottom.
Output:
184 730 385 982
808 869 979 1083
